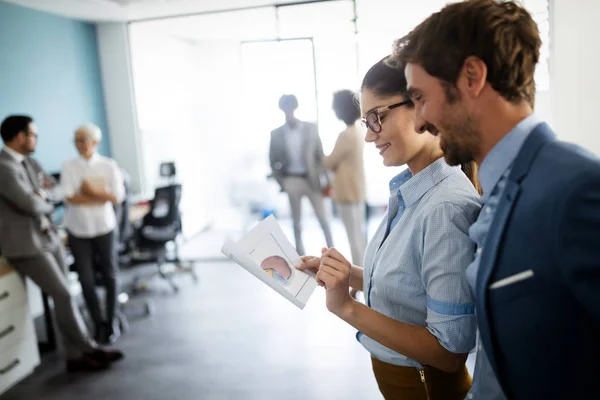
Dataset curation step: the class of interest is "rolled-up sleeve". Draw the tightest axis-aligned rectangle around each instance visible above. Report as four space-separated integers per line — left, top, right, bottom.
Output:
421 202 478 354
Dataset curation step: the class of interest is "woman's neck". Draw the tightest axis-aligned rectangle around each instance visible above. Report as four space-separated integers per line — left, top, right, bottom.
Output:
407 140 444 175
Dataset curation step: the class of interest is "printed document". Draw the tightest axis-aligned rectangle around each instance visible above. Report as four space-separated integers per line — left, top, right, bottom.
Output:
221 215 317 309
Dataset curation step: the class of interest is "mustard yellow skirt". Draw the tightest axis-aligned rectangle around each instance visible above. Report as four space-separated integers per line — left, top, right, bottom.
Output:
371 356 471 400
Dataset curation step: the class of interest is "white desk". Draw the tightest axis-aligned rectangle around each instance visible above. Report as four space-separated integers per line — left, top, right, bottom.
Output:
0 259 40 395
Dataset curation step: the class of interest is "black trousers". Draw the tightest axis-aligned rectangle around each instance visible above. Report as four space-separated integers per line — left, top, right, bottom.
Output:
68 230 119 328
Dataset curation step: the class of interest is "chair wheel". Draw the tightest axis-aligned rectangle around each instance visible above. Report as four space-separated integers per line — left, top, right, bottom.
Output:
144 302 154 315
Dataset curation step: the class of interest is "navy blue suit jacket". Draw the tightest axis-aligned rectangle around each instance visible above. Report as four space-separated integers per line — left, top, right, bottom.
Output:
476 123 600 399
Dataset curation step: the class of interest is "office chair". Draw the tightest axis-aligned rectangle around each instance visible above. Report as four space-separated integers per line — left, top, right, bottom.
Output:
130 182 198 293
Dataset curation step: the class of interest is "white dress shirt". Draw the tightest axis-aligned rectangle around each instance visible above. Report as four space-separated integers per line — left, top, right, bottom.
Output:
61 153 125 238
285 122 307 175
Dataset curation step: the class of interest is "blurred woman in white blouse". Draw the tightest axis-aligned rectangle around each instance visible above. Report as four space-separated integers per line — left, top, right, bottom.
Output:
322 90 367 268
61 123 125 344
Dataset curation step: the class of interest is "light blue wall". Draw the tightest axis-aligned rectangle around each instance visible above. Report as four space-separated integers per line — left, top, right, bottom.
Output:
0 1 110 172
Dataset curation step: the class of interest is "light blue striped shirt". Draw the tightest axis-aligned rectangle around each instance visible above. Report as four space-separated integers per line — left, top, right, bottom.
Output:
465 113 541 400
358 158 481 367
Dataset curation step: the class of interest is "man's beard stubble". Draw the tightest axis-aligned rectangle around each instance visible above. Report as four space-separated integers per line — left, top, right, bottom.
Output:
438 106 480 167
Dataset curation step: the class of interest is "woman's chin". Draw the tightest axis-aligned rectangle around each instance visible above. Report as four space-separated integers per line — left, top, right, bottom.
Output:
382 154 402 167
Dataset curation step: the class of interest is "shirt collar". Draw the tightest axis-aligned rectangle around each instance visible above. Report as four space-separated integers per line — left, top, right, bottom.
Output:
389 168 412 194
478 113 542 198
80 153 99 163
390 157 459 207
286 121 303 133
2 146 26 163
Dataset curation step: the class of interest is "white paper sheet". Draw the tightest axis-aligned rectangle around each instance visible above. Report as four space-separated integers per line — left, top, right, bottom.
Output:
221 215 317 309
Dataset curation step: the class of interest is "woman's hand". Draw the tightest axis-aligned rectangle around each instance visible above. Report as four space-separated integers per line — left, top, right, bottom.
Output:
296 248 327 286
317 248 354 317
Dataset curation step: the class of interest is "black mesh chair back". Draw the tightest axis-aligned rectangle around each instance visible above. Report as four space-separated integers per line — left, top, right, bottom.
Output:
138 184 183 245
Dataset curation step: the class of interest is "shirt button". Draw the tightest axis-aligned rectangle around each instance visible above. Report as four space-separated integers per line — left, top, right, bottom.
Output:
485 206 492 214
399 205 404 211
477 248 483 255
467 394 474 399
478 344 483 351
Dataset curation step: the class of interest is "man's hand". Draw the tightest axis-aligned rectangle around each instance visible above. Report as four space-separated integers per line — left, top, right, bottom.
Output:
317 247 354 317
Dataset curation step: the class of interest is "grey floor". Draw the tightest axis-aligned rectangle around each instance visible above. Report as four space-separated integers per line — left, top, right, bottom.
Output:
1 216 475 400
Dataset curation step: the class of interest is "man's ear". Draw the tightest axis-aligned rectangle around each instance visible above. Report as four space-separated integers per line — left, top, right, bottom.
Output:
457 56 487 98
17 131 26 144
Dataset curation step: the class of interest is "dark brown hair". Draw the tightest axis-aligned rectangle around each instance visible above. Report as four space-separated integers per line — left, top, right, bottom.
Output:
278 94 298 111
361 57 481 193
361 56 414 104
393 0 541 107
1 115 33 143
332 90 361 125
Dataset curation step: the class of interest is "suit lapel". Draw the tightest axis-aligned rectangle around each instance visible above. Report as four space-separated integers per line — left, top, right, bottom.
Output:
21 158 39 190
0 149 35 190
476 123 556 372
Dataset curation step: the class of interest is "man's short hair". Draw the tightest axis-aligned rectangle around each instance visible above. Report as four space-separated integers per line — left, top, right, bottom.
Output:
332 90 361 125
278 94 298 112
75 123 102 142
393 0 541 106
1 115 33 143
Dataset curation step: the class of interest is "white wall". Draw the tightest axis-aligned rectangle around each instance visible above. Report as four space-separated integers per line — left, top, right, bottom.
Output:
551 0 600 154
96 23 147 195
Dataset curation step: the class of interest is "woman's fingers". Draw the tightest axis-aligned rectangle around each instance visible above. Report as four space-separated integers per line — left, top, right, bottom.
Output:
326 248 350 265
316 268 335 288
319 264 347 284
296 256 320 270
321 256 351 277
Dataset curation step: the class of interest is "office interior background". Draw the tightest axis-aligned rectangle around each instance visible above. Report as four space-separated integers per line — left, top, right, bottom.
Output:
0 0 598 399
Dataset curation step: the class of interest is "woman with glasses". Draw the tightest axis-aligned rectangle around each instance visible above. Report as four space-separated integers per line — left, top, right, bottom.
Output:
297 56 481 400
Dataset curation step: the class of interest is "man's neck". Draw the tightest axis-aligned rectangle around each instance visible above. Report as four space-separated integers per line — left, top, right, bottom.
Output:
4 143 25 155
286 118 299 129
476 101 533 165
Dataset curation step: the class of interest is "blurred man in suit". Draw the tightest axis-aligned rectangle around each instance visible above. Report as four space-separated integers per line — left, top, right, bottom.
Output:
395 0 600 398
270 95 333 255
0 115 123 372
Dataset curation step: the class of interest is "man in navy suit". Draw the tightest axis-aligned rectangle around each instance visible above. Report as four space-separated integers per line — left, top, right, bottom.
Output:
393 0 600 399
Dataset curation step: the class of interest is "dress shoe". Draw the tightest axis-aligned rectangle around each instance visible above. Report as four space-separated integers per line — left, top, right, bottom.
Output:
86 347 125 363
66 355 110 372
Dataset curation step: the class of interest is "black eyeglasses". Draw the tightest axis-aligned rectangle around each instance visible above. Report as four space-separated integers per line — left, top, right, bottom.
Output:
361 100 412 134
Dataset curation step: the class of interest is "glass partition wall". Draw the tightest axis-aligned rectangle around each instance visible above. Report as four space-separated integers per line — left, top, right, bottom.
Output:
129 0 550 238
